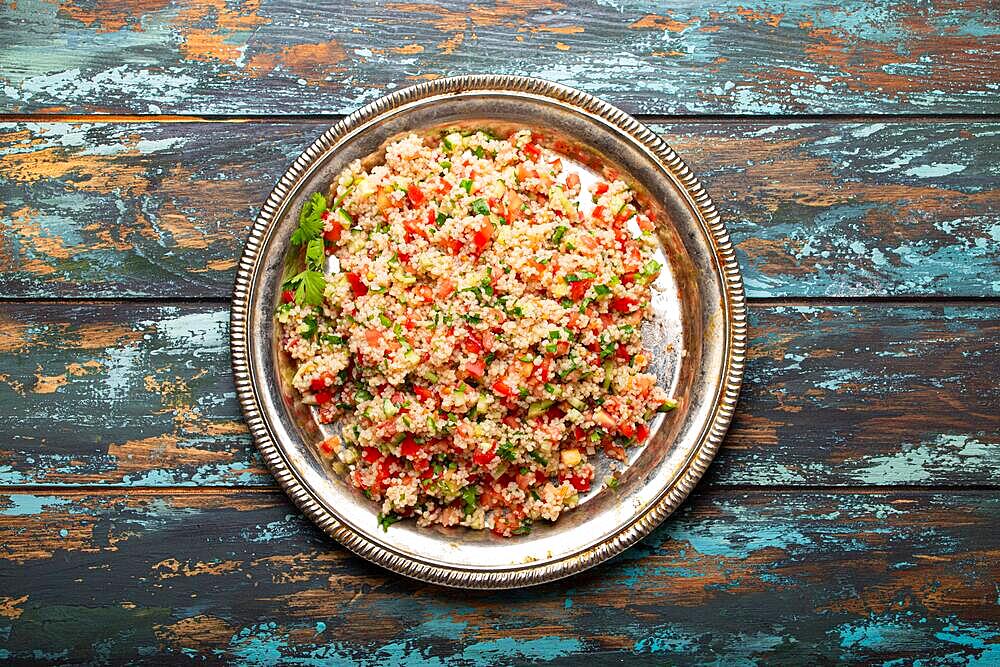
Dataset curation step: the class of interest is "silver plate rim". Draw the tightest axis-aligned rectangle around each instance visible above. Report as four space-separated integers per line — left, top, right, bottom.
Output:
230 75 747 589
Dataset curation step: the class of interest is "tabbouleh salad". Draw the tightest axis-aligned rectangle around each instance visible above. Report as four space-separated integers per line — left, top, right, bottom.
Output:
276 128 676 537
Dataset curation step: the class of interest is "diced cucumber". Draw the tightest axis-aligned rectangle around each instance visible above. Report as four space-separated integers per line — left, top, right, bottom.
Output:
527 400 554 418
443 132 464 152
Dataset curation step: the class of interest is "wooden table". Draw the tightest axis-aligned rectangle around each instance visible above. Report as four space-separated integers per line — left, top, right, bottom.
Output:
1 1 998 663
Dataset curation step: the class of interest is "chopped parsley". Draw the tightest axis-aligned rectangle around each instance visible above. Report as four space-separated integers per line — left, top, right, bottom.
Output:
460 178 473 193
377 512 401 532
471 198 490 216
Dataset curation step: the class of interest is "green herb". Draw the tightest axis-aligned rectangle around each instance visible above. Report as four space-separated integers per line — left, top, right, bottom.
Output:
550 225 568 245
286 269 325 307
377 512 401 532
461 487 478 515
378 313 392 328
302 315 318 339
519 354 534 363
544 343 558 354
471 198 490 216
560 298 574 308
528 450 547 465
518 387 529 398
511 518 532 535
548 330 560 340
460 178 473 193
564 242 576 251
657 399 678 413
472 145 485 159
484 352 496 365
463 313 482 324
436 212 448 226
594 284 611 297
606 477 620 491
305 237 325 271
290 192 326 246
543 383 556 394
439 160 451 170
578 270 597 280
355 388 373 402
497 441 517 461
564 273 581 283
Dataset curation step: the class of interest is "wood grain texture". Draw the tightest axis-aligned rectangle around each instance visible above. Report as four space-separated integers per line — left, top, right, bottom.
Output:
1 0 998 115
1 302 996 488
2 120 998 299
0 489 998 664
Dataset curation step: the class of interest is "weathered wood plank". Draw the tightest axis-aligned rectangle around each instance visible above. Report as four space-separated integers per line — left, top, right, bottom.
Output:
1 0 998 115
0 303 996 488
0 489 997 664
2 121 998 299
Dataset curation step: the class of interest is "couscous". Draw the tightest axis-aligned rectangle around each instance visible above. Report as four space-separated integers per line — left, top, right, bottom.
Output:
276 128 675 537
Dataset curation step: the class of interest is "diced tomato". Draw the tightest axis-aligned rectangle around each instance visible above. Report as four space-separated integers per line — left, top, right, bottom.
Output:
346 272 368 297
594 182 609 195
413 456 430 473
323 223 342 242
502 415 520 429
523 143 541 160
621 272 637 285
436 278 455 298
569 475 591 492
463 335 484 355
472 221 493 253
615 344 631 361
397 251 410 264
365 328 382 346
573 426 587 442
465 359 485 378
426 208 436 226
406 183 425 207
516 163 531 182
491 380 515 397
533 358 551 383
555 341 570 356
619 422 636 438
362 447 381 463
570 279 592 301
565 172 580 189
403 218 428 241
534 470 549 486
546 405 565 420
281 290 295 304
310 377 327 392
399 436 421 458
314 390 332 405
636 423 650 443
515 471 534 490
413 385 433 401
637 216 654 232
610 296 638 313
591 206 605 220
473 444 497 465
445 237 463 255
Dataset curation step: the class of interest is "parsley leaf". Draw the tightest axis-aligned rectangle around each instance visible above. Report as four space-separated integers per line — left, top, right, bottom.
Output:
288 269 325 306
291 192 326 246
305 237 325 271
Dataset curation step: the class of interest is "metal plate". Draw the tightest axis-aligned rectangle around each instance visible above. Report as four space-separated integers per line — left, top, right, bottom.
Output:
231 76 746 589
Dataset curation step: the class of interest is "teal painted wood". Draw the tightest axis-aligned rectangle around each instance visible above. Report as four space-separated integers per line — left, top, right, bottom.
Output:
1 121 997 299
1 1 998 116
0 303 996 488
1 489 998 664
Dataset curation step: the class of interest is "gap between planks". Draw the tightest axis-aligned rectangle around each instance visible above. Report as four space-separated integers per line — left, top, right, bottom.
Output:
1 113 998 124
